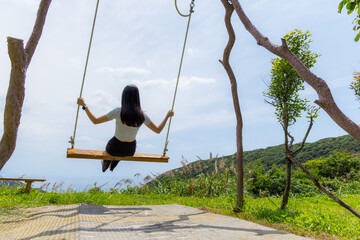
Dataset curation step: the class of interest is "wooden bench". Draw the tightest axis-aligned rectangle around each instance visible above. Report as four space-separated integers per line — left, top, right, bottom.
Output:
0 178 46 193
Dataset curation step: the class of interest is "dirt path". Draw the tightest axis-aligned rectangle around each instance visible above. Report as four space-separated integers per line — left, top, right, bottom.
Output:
0 204 309 240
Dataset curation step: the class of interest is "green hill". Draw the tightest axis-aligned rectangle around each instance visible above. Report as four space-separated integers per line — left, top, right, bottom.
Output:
161 135 360 179
0 176 22 187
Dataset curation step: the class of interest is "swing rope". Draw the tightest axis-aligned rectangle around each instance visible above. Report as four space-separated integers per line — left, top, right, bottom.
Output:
69 0 100 149
68 0 195 156
162 0 195 156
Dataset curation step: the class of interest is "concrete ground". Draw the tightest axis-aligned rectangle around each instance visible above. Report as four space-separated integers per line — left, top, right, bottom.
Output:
0 204 310 240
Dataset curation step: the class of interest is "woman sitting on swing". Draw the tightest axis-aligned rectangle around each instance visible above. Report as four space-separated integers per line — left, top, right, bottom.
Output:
77 84 174 172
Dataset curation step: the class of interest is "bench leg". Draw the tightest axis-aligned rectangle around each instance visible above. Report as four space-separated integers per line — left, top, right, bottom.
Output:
25 181 33 193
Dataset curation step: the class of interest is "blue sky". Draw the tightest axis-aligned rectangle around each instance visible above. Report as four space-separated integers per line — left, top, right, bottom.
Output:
0 0 359 190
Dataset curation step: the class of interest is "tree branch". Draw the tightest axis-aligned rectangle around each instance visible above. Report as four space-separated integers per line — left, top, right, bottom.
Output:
287 131 294 149
231 0 360 143
293 115 314 155
287 155 360 218
25 0 52 65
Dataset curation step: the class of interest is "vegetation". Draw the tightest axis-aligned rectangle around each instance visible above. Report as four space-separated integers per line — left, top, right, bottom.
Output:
0 185 359 239
350 72 360 101
264 29 319 127
263 29 320 209
0 177 21 188
338 0 360 42
156 135 360 181
1 149 360 239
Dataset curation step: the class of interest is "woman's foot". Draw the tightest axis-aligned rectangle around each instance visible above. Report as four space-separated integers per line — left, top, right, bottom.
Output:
109 160 119 171
102 160 111 172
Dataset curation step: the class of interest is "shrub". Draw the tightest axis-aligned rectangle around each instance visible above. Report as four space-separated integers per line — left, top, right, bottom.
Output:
304 151 360 180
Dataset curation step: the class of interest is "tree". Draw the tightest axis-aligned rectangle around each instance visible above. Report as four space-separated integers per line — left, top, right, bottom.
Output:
219 0 244 212
0 0 52 171
350 72 360 100
264 29 320 209
338 0 360 42
229 0 360 145
228 0 360 219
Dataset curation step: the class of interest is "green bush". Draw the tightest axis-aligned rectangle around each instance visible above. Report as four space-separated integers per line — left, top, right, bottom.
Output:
304 151 360 180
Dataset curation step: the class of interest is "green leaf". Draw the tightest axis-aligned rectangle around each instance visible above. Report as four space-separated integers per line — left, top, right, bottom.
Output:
338 0 346 13
355 32 360 42
347 2 356 11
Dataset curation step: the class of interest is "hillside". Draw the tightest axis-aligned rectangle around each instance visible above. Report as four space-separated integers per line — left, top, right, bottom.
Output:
161 135 360 179
0 176 22 187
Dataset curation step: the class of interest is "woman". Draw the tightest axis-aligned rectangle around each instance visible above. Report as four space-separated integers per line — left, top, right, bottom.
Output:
77 84 174 172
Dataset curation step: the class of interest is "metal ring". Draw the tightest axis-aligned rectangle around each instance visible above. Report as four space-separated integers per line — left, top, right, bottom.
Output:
175 0 193 17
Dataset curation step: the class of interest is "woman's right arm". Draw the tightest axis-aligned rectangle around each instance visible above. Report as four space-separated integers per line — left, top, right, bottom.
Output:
77 97 110 125
146 110 174 134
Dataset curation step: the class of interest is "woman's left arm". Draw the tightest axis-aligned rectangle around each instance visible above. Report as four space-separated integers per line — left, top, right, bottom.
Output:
77 98 109 125
146 110 174 134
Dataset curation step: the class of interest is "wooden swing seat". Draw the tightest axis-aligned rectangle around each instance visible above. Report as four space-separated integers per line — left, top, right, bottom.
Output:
67 148 169 163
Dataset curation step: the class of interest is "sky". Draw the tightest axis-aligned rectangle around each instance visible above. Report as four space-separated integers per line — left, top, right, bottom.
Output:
0 0 359 191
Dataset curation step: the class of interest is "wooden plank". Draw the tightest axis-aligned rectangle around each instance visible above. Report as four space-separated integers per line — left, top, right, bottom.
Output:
25 181 33 193
0 178 45 182
66 148 169 163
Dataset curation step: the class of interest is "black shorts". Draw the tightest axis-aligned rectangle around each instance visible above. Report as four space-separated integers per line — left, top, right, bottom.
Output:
105 136 136 157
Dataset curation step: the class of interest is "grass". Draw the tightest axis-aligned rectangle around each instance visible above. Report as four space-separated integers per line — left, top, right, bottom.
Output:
0 185 359 240
2 153 360 240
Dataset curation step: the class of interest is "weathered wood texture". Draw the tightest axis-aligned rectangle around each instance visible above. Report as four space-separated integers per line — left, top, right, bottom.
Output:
0 0 52 171
0 178 46 193
67 149 169 163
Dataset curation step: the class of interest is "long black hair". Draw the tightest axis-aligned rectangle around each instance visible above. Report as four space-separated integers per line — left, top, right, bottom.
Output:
120 84 145 127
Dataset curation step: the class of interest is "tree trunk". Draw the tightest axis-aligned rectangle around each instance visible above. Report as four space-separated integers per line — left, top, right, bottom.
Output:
219 0 244 212
230 0 360 143
0 0 52 171
281 157 291 209
281 111 291 209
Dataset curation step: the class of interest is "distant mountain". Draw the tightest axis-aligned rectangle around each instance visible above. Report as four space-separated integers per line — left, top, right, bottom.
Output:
160 135 360 179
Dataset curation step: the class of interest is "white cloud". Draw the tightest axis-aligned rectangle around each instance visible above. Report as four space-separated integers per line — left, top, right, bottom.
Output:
327 76 352 89
302 75 352 98
19 118 63 140
97 67 150 79
86 90 121 113
133 76 215 89
180 76 216 88
174 109 234 132
66 57 83 69
137 142 156 149
242 105 276 126
187 48 200 56
4 0 38 7
76 136 105 149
